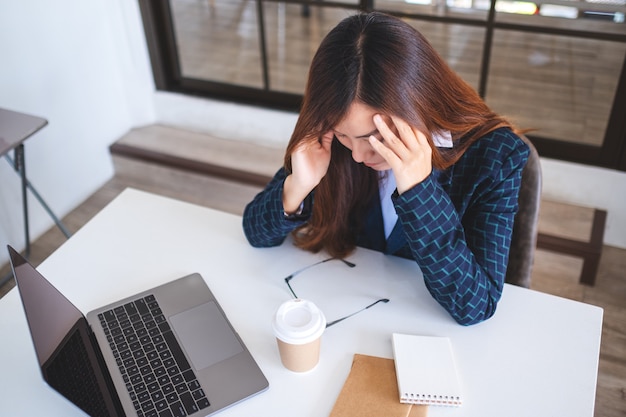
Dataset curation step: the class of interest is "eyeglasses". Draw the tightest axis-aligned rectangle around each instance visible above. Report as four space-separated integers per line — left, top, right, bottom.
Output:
283 257 389 328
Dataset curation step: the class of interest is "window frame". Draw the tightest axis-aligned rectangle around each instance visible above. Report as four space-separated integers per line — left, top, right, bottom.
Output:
138 0 626 171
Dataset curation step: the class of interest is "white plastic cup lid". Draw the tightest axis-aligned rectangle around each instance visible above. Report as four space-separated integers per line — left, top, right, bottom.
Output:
272 299 326 345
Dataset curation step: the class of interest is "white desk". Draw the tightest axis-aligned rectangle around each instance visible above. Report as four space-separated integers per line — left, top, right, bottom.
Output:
0 188 603 417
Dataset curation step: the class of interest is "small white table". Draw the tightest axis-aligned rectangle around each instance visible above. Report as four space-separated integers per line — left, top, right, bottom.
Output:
0 188 603 417
0 107 71 286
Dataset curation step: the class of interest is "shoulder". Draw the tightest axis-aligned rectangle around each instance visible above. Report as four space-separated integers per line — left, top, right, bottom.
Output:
460 128 530 174
470 128 529 159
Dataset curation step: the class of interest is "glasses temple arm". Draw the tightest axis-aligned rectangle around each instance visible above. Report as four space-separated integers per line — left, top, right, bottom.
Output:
326 298 389 328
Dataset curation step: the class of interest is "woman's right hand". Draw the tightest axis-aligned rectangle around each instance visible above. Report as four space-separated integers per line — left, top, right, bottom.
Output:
282 131 334 214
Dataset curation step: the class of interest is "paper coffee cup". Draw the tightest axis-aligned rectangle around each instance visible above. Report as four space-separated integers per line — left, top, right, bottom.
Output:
272 299 326 372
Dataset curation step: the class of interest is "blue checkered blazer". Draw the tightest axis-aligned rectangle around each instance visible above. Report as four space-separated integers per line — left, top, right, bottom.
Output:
243 128 530 325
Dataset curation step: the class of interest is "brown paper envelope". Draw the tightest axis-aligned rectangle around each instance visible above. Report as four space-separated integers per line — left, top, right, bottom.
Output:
408 403 428 417
329 354 428 417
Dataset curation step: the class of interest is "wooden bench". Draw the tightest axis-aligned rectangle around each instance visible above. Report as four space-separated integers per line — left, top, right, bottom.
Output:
109 124 281 187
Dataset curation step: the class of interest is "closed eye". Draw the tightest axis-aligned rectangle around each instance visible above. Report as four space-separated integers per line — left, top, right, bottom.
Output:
356 129 380 139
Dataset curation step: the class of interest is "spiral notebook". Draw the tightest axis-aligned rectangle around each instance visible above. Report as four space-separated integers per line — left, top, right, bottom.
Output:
392 333 463 407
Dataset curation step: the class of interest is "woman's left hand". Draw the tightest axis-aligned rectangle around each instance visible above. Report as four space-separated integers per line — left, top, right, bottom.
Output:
369 114 433 194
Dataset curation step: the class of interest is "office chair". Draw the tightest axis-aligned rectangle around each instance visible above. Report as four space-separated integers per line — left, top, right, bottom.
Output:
505 135 542 288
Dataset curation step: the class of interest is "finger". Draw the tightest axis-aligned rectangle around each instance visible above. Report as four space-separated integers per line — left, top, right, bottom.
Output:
390 115 421 152
413 127 430 148
295 133 315 149
320 130 334 149
372 114 400 146
373 114 413 161
369 135 399 166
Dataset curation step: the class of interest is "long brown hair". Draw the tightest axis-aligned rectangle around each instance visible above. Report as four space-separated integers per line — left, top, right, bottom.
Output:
285 12 513 258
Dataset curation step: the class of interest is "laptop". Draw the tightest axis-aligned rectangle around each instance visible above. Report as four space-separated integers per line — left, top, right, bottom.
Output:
7 245 269 417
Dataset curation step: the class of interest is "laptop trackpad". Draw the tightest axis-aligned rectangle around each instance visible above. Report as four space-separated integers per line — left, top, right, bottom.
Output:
169 301 243 370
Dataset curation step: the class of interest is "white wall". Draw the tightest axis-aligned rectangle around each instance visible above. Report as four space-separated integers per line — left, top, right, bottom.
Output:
0 0 155 266
153 92 297 149
1 0 624 274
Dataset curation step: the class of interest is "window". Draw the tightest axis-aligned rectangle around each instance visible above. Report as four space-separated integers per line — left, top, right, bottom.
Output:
139 0 626 170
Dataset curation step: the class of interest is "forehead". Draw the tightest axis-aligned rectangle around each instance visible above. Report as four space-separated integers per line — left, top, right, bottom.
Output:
333 102 378 136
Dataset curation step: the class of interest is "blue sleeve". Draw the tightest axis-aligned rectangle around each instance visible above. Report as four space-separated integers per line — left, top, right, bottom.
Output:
242 168 309 247
393 136 529 325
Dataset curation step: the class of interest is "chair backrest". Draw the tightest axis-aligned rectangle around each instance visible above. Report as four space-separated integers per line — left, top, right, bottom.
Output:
505 135 542 288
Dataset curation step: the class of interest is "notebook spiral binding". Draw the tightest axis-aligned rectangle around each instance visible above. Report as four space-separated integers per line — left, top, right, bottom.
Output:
400 393 462 406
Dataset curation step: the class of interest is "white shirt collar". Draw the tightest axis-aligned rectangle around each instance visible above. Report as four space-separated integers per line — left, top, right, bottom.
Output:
432 130 453 148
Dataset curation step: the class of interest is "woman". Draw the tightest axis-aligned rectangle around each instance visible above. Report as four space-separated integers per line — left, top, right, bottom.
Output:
242 12 529 325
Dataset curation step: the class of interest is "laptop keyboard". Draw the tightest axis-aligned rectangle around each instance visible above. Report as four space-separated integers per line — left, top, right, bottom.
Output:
98 295 210 417
46 328 112 417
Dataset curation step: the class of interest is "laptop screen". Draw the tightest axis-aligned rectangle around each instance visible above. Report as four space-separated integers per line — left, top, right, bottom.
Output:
8 246 122 417
9 247 83 366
